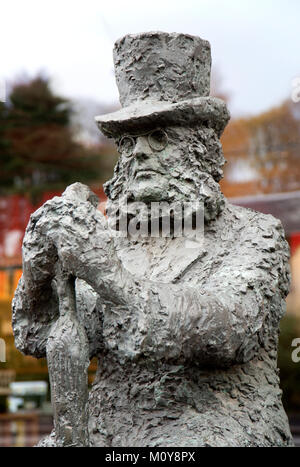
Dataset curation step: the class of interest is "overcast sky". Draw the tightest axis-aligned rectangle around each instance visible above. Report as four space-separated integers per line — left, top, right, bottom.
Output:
1 0 299 117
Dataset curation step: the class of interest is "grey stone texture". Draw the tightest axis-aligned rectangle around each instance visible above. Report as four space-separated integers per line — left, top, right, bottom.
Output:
96 32 230 138
12 32 293 447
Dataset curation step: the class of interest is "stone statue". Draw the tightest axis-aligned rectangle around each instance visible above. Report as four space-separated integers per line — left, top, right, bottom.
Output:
12 32 294 447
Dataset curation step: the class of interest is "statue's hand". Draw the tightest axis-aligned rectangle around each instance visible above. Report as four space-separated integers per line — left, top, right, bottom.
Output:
53 184 121 292
13 183 114 358
26 182 118 285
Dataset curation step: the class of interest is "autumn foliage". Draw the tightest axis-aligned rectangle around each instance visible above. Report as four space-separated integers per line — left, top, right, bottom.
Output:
221 100 300 198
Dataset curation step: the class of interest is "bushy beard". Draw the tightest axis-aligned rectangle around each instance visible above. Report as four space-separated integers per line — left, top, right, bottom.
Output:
104 128 226 235
105 170 225 237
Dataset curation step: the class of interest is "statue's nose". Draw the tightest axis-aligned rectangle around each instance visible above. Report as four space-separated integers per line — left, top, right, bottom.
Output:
132 136 151 159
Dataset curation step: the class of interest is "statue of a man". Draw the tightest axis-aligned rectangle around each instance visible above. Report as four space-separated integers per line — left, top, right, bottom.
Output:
12 32 294 447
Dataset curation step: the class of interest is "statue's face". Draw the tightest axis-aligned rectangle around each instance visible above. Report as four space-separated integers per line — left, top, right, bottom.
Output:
105 125 226 223
116 128 183 202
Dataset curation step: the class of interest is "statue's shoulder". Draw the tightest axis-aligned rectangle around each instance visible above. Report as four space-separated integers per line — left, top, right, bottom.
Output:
223 201 289 265
225 201 286 239
222 201 290 296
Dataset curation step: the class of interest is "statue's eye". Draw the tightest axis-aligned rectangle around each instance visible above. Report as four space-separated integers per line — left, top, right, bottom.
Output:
148 129 168 151
118 136 135 156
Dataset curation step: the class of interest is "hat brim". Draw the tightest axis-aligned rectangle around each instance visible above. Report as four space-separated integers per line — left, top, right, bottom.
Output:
95 97 230 139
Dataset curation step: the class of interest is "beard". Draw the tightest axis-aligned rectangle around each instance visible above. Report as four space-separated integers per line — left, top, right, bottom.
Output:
104 168 225 237
104 126 226 236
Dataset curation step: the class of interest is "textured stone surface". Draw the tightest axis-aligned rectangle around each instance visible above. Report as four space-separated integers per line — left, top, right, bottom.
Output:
12 32 293 447
114 32 212 106
96 97 230 139
96 32 230 138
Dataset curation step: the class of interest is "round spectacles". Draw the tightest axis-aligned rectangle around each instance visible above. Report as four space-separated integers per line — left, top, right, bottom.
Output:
118 129 168 157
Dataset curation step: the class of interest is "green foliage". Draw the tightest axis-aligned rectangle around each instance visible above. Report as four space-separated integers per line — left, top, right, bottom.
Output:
278 314 300 412
0 75 117 201
8 76 70 128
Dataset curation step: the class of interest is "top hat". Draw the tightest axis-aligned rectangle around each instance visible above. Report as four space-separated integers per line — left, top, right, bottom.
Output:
96 32 230 138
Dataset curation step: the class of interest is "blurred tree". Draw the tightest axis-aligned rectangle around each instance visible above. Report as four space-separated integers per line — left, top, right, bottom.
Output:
0 75 117 201
247 101 300 193
221 100 300 197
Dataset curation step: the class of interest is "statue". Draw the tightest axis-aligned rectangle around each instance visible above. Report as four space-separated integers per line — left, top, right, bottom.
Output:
12 32 294 447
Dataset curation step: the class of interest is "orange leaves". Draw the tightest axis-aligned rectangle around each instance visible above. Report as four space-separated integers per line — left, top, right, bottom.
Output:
221 100 300 197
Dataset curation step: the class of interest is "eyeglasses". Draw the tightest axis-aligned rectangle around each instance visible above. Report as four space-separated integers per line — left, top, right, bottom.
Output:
118 129 168 157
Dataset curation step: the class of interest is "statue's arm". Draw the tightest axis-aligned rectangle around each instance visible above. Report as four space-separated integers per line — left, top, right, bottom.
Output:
12 226 59 358
12 183 107 359
118 216 290 366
